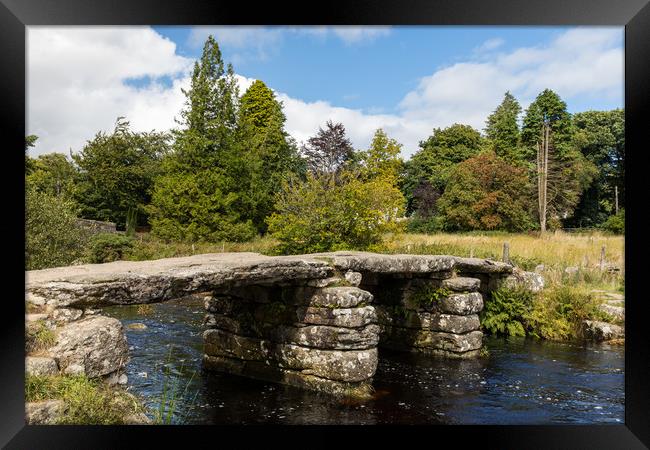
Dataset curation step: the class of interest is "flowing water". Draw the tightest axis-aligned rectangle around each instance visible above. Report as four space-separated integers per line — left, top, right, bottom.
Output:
103 296 624 425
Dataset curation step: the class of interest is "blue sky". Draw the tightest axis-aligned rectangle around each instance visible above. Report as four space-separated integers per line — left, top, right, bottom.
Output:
27 26 624 158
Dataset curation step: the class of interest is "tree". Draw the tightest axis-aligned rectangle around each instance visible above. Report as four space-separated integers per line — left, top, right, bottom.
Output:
485 92 523 162
437 151 534 232
358 128 403 182
25 135 38 175
267 170 404 255
522 89 596 232
148 36 256 242
26 185 89 270
27 153 77 198
567 109 625 227
403 124 483 215
301 120 355 178
235 80 306 233
73 118 170 229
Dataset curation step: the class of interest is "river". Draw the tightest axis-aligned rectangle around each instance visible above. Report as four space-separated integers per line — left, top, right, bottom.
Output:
103 296 624 425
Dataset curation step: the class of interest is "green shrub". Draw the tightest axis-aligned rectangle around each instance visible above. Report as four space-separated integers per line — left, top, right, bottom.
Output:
26 374 143 425
25 187 90 270
525 285 602 340
405 215 445 234
601 209 624 234
480 287 535 337
87 233 134 263
267 172 405 255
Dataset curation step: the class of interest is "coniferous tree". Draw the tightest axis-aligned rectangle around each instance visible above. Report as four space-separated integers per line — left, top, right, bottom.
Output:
485 92 523 162
148 36 255 242
236 80 305 233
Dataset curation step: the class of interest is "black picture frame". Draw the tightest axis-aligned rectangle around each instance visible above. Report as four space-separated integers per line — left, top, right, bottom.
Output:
2 0 648 447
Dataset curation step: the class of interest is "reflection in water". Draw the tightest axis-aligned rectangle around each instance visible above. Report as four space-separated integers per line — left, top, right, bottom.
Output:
104 297 624 425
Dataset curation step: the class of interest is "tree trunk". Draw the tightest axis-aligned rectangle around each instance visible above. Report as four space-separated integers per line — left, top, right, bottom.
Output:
537 123 549 234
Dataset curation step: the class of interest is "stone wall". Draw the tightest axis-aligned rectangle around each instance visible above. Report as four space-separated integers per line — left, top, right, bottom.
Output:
75 218 117 234
203 281 379 398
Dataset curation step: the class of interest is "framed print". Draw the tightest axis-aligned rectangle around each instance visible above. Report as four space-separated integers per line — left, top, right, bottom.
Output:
2 0 649 447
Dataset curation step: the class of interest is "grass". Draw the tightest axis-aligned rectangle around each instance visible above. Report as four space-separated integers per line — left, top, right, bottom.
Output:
25 374 145 425
123 232 278 261
153 346 200 425
380 231 624 291
26 320 56 353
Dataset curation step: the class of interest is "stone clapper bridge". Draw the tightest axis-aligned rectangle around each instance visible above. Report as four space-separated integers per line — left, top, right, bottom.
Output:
26 251 516 398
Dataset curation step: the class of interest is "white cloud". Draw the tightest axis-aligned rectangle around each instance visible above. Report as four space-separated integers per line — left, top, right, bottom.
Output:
187 26 391 63
28 26 193 156
28 26 623 160
473 37 505 53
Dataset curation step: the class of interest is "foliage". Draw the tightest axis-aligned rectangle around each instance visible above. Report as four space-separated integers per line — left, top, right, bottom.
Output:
409 285 452 308
403 124 483 215
601 208 625 234
480 287 535 337
26 186 89 270
301 120 355 177
26 320 56 353
484 91 524 162
26 374 143 425
521 89 598 225
357 129 403 182
525 285 602 340
148 36 257 242
567 109 625 227
235 80 306 233
73 117 170 229
437 151 535 231
125 207 138 237
25 135 38 174
86 233 134 263
27 153 77 198
267 170 405 254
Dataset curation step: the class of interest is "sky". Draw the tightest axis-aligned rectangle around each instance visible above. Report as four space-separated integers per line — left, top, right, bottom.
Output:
26 26 624 159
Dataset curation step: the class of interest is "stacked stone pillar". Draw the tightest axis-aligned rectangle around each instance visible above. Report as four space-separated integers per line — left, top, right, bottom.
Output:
202 277 380 397
372 275 485 358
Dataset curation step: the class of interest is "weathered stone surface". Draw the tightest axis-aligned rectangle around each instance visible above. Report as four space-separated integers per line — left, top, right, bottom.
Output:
437 292 484 315
295 305 377 328
344 271 362 287
598 303 624 322
298 287 373 308
501 268 545 293
203 329 377 382
271 324 380 350
50 315 129 377
26 400 65 424
26 313 49 323
26 356 59 376
204 313 243 333
441 277 480 292
51 307 83 325
203 355 374 398
307 277 343 288
376 307 480 334
204 295 235 314
383 328 483 353
582 320 625 341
